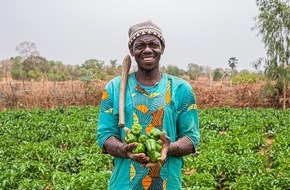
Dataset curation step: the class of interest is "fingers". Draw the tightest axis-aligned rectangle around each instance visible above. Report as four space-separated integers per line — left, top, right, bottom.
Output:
124 142 138 152
158 133 169 162
160 132 171 144
129 153 150 164
129 152 146 159
157 143 168 162
145 162 159 168
146 160 163 168
124 142 151 164
159 131 166 142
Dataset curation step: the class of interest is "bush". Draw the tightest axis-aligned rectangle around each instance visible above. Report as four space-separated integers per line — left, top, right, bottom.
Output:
232 73 258 85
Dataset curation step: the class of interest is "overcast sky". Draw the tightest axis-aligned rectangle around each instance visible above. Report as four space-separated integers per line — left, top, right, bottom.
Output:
0 0 266 71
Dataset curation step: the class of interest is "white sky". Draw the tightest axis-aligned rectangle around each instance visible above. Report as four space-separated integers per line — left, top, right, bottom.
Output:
0 0 266 71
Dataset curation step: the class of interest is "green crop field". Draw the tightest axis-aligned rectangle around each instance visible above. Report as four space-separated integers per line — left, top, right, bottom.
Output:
0 106 289 189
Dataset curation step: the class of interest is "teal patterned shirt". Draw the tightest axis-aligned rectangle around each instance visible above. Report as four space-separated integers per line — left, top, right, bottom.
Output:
97 72 199 190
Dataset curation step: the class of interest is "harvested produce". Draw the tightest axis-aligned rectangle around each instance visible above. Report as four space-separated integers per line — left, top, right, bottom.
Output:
124 125 164 164
124 133 137 144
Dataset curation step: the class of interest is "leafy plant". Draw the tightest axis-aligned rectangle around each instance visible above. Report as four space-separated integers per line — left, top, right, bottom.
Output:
0 106 289 189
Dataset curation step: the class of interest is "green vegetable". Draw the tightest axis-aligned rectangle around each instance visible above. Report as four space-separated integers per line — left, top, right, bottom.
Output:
132 143 145 154
124 133 137 144
131 123 142 136
148 128 161 140
145 138 156 152
146 151 161 163
138 134 148 144
155 141 162 152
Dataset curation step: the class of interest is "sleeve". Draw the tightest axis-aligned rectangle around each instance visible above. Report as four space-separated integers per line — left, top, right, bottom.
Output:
176 82 200 150
97 80 121 150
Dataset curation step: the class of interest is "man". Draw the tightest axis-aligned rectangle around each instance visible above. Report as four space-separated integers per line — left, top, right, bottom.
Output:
97 20 199 190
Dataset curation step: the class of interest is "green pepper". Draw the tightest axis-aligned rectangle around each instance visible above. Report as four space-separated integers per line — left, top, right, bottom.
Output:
146 151 161 163
145 138 156 152
148 128 162 140
131 123 142 136
132 143 145 154
155 141 162 152
138 134 148 144
124 133 137 144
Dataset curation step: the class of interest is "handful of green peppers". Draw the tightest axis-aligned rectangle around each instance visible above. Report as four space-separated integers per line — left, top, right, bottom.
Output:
124 124 163 164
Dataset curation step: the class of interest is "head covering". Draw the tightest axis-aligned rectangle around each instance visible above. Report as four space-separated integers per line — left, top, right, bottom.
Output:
128 20 165 47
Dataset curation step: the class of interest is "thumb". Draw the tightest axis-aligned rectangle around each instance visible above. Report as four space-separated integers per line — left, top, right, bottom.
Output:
160 131 171 145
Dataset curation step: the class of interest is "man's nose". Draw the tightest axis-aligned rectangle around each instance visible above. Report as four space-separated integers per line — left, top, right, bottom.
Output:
143 45 153 52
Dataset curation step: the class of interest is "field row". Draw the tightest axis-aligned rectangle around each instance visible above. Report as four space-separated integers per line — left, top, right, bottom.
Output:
0 106 289 189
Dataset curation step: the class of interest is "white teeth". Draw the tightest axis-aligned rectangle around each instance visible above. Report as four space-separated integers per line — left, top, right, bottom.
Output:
143 57 154 61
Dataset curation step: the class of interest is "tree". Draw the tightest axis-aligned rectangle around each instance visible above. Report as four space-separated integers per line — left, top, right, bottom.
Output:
47 60 71 81
253 0 290 110
0 59 11 81
201 66 212 79
228 57 238 70
22 55 49 80
11 56 26 80
213 68 224 81
228 57 239 86
16 41 40 61
81 59 105 79
187 63 201 80
165 65 182 77
239 69 251 76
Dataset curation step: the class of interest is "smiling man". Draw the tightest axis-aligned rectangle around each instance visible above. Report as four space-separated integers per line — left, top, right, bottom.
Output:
97 20 200 190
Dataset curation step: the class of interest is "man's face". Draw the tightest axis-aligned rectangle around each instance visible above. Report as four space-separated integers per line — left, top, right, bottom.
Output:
130 35 164 71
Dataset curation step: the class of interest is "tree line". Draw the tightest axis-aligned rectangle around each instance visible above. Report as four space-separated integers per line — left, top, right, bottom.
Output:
0 51 263 84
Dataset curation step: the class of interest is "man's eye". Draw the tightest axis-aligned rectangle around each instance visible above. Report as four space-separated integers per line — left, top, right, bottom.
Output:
150 44 160 48
135 44 145 49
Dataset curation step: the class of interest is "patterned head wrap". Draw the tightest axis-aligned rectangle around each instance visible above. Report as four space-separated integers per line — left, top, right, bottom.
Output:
128 20 165 47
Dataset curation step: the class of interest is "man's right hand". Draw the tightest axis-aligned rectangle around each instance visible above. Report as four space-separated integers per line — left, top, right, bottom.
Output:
124 142 150 165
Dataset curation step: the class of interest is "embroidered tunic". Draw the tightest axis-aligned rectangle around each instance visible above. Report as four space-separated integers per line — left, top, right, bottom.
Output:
97 72 199 190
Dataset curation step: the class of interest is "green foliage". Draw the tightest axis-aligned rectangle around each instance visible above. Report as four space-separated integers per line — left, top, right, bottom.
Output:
182 107 290 189
165 65 183 77
11 56 25 80
232 73 258 85
8 55 117 81
253 0 289 96
5 45 270 83
80 70 94 84
1 107 289 189
213 68 224 81
0 106 112 189
187 63 201 80
81 59 107 80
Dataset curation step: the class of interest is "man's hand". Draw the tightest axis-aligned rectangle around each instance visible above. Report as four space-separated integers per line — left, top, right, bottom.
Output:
103 136 150 165
124 142 150 165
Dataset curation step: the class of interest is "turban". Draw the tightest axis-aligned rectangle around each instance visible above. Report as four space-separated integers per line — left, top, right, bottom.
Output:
128 20 165 47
